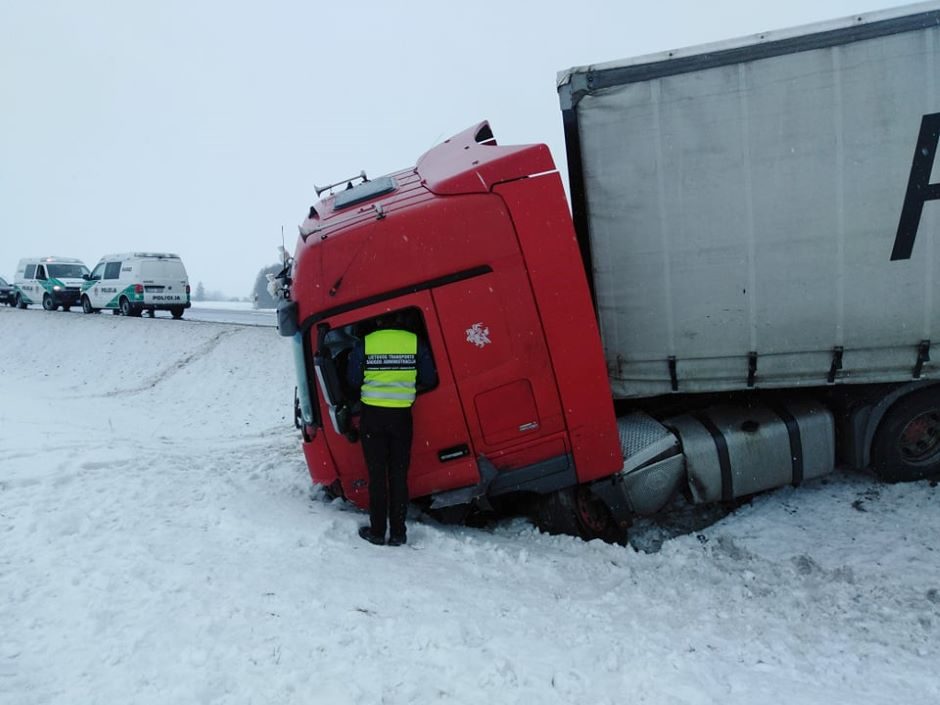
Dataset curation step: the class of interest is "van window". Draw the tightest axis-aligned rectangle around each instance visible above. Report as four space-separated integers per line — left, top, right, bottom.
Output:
104 262 122 280
90 263 105 281
140 259 187 280
24 265 36 278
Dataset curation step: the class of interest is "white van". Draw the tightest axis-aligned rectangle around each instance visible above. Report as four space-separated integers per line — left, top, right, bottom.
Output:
13 256 90 311
81 252 191 318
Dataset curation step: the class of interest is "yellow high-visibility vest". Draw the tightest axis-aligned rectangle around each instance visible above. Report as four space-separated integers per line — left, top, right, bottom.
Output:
361 329 418 408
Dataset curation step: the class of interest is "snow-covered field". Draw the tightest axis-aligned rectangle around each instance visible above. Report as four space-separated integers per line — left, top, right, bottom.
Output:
2 307 939 705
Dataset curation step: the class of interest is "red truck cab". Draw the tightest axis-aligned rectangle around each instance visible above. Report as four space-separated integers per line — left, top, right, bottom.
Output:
279 122 624 533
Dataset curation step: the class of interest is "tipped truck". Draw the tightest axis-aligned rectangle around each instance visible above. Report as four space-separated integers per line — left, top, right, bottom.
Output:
277 3 940 542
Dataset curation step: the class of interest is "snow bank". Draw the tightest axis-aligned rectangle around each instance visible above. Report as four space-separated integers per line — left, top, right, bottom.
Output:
1 307 939 704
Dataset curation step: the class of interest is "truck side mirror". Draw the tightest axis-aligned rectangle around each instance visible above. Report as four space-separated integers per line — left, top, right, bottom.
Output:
277 300 298 337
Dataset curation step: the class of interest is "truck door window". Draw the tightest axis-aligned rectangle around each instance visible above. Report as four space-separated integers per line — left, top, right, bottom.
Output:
314 324 361 437
314 307 436 436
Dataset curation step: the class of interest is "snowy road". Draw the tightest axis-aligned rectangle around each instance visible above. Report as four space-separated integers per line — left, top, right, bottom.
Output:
184 302 276 327
1 307 939 704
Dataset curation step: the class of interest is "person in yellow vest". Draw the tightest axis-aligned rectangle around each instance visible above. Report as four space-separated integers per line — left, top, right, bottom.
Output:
347 314 437 546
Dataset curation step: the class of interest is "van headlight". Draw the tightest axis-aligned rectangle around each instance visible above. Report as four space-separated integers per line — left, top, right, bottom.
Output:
52 285 62 291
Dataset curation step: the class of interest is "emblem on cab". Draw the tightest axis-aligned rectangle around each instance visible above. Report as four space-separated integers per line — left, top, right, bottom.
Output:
466 322 491 348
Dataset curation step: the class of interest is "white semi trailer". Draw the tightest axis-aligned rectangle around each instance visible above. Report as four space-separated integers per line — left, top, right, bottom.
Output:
552 1 940 528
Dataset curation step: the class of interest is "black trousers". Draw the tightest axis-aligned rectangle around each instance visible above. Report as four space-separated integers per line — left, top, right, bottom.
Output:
360 404 413 538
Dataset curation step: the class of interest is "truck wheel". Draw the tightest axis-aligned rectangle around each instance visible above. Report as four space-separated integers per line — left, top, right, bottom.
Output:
42 293 56 311
535 486 628 544
170 306 184 319
81 296 97 314
871 388 940 482
15 294 27 309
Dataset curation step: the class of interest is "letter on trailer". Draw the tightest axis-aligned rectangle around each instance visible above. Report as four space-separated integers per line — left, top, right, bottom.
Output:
893 112 940 260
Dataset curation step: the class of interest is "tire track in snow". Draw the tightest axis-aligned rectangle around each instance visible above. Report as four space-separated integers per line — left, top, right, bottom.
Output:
100 328 238 397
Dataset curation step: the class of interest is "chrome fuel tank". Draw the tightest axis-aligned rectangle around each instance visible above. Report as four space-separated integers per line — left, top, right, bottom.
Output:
666 400 835 504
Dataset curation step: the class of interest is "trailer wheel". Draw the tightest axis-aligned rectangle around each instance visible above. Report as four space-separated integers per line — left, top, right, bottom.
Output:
42 293 56 311
536 486 628 544
871 388 940 483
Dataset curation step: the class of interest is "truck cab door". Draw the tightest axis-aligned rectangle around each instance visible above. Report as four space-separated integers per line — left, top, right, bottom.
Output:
311 291 480 509
430 266 568 475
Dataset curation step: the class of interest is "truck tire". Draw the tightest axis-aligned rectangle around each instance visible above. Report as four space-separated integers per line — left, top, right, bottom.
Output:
170 306 184 319
42 293 56 311
536 486 628 544
81 296 97 314
871 388 940 483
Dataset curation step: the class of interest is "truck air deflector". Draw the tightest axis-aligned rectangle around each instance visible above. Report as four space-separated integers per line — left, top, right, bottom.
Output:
417 121 556 195
298 265 492 333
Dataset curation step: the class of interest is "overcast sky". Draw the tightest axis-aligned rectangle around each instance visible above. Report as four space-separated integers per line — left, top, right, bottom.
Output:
0 0 910 297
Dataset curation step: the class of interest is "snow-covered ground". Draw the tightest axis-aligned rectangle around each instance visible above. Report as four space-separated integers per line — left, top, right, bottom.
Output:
2 307 939 705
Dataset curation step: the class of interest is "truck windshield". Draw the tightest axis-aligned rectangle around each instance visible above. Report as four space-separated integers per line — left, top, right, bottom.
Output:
47 264 89 278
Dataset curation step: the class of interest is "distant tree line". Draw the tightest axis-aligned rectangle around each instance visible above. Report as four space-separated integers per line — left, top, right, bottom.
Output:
191 263 283 307
191 282 237 302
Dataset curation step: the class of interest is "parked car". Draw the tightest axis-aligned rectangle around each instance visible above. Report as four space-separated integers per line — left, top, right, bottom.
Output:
0 276 15 306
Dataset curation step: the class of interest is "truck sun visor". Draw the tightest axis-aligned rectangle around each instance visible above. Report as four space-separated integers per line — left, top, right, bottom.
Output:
333 176 397 210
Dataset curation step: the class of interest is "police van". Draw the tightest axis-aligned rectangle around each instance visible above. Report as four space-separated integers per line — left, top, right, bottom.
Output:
81 252 191 318
13 256 90 311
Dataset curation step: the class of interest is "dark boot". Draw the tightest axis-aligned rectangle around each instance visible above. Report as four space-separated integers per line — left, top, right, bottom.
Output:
358 526 385 546
387 533 407 547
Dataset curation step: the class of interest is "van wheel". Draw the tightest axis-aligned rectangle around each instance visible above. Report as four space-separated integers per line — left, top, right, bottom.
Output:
871 388 940 483
42 293 56 311
119 297 141 317
170 306 184 319
81 296 97 314
15 294 27 309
